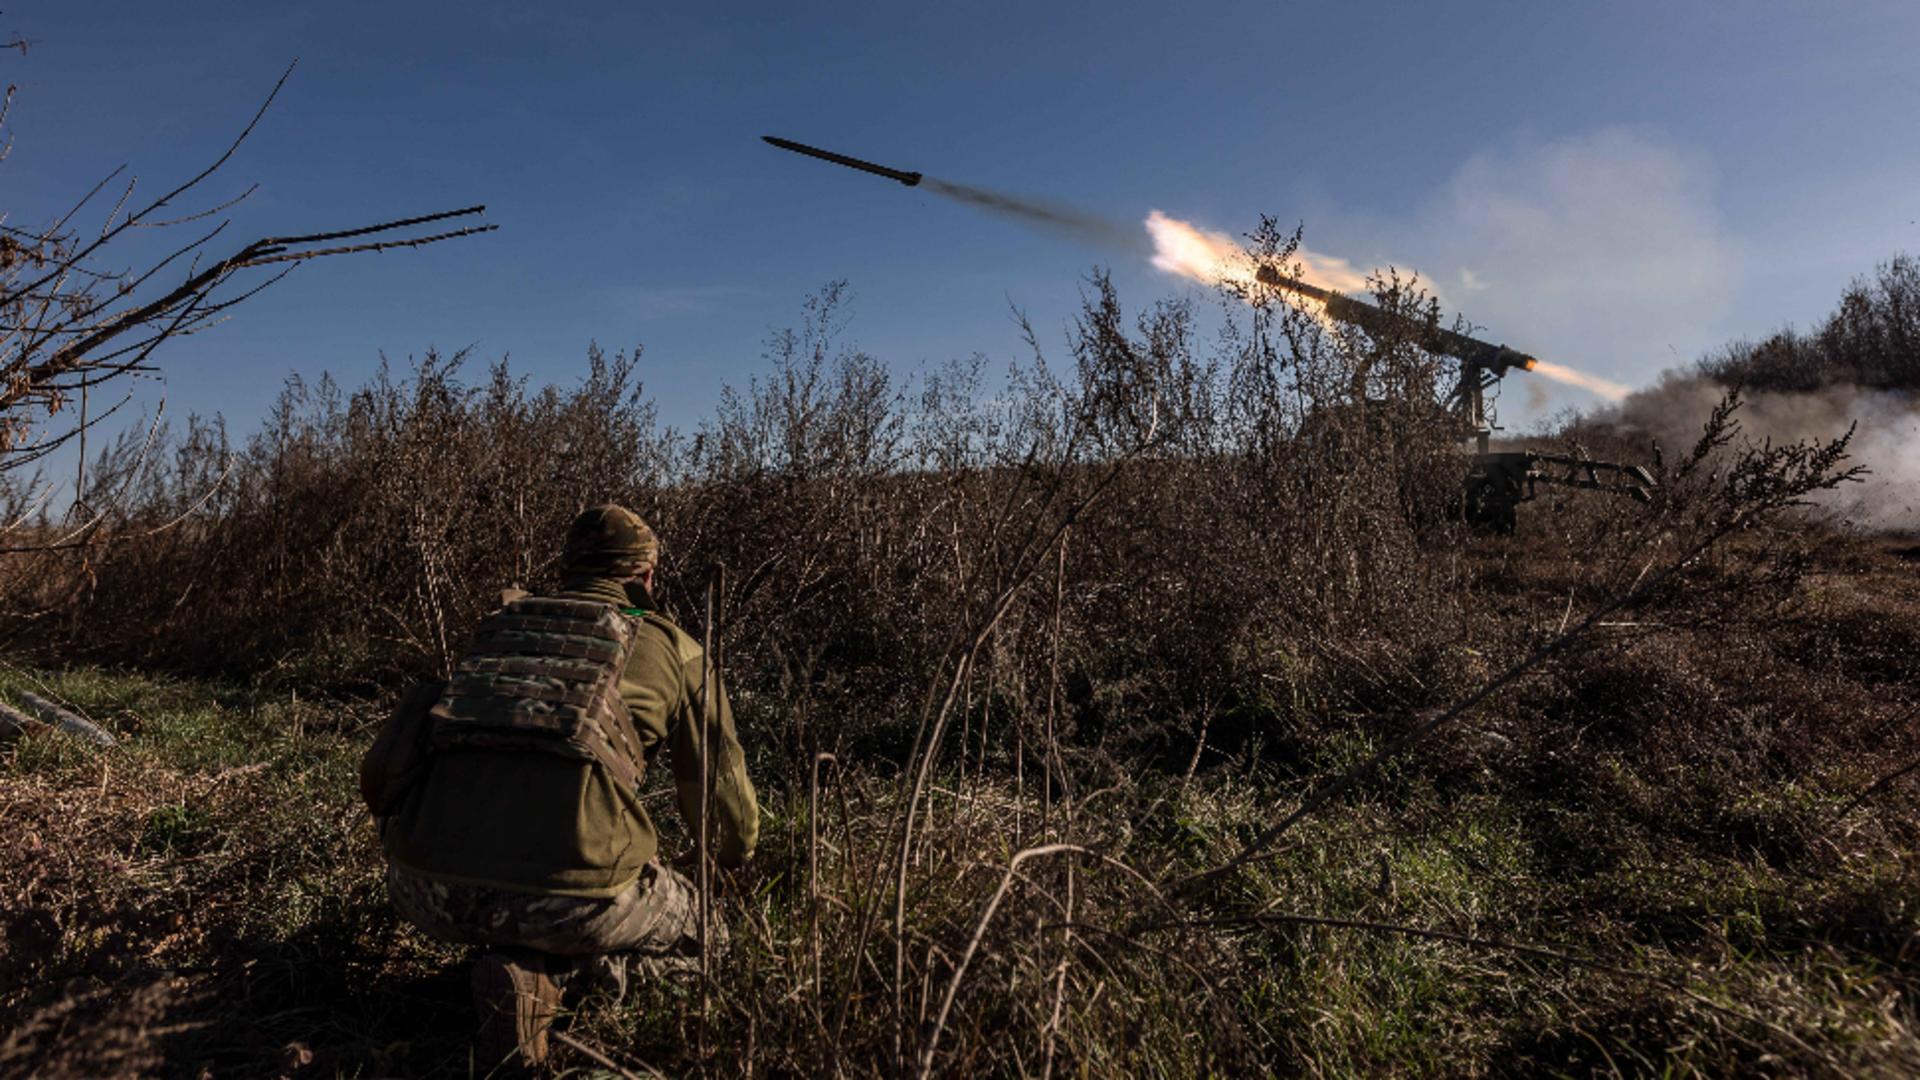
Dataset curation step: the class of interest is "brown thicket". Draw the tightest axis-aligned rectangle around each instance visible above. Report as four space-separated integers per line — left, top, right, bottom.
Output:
1 226 1490 753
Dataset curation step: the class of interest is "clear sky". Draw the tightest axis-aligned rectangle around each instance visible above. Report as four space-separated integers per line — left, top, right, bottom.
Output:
11 1 1919 434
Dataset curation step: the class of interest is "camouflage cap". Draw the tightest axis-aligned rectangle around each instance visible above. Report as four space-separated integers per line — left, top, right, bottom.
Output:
561 504 658 578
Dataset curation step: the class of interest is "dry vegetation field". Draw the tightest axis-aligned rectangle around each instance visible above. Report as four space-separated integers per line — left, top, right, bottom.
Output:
3 255 1917 1076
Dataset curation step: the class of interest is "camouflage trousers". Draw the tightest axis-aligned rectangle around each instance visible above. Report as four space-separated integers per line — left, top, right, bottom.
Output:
386 860 726 960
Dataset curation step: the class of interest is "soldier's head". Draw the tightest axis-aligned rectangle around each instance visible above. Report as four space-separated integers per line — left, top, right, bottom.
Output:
561 504 658 589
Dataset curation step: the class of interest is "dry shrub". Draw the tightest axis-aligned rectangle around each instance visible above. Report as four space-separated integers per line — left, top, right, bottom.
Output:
1 235 1480 780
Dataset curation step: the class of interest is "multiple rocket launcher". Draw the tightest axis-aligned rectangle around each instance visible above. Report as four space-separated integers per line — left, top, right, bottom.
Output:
763 135 1654 529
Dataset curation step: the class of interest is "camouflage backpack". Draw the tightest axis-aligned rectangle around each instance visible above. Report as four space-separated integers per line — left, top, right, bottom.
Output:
430 597 649 789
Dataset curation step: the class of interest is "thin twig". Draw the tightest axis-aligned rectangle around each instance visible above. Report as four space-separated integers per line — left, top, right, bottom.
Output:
695 565 724 1060
914 844 1088 1080
551 1031 665 1080
259 204 490 247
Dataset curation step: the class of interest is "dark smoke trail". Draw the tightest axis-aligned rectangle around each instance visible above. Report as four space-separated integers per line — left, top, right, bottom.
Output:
923 178 1147 255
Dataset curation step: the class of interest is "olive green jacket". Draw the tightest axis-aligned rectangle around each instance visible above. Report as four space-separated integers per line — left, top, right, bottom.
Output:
384 577 758 898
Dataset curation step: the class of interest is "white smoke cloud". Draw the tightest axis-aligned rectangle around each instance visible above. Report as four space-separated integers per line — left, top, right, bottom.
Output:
1418 128 1919 525
1603 375 1920 531
1412 128 1741 416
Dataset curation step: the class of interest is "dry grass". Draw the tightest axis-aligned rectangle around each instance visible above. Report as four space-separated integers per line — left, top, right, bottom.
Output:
2 582 1916 1077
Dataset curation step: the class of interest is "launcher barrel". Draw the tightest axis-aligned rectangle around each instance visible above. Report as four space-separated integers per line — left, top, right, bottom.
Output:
1254 265 1537 377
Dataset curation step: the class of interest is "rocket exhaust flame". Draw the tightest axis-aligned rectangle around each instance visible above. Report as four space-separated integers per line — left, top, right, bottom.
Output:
1145 210 1371 296
1528 361 1630 402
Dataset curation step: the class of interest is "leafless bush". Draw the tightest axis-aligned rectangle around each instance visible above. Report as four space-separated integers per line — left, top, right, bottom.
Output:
0 53 493 567
0 225 1481 760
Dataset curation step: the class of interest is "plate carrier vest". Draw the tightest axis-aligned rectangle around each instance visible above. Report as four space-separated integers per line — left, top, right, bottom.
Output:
430 596 649 790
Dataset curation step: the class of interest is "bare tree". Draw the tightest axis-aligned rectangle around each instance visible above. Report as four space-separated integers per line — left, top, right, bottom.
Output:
0 61 495 545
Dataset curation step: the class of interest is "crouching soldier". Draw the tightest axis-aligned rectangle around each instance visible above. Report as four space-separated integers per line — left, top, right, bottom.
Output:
370 504 758 1069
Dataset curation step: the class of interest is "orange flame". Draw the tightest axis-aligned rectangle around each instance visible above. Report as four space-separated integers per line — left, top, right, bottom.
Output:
1529 360 1630 402
1145 210 1370 295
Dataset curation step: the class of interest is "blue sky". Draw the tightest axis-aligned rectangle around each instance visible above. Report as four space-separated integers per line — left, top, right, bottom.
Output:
11 1 1919 434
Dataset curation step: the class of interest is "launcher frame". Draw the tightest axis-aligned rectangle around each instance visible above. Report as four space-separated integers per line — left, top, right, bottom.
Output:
1255 264 1656 531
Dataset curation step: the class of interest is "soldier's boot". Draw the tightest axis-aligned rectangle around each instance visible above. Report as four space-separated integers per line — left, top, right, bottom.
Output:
559 951 702 1009
568 952 629 1005
472 949 562 1071
628 952 701 980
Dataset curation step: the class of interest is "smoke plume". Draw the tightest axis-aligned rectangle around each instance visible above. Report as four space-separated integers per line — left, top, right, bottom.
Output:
1420 128 1739 408
1600 375 1920 530
923 178 1147 255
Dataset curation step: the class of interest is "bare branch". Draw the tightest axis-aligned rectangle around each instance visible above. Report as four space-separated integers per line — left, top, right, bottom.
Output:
241 222 497 265
260 203 490 247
